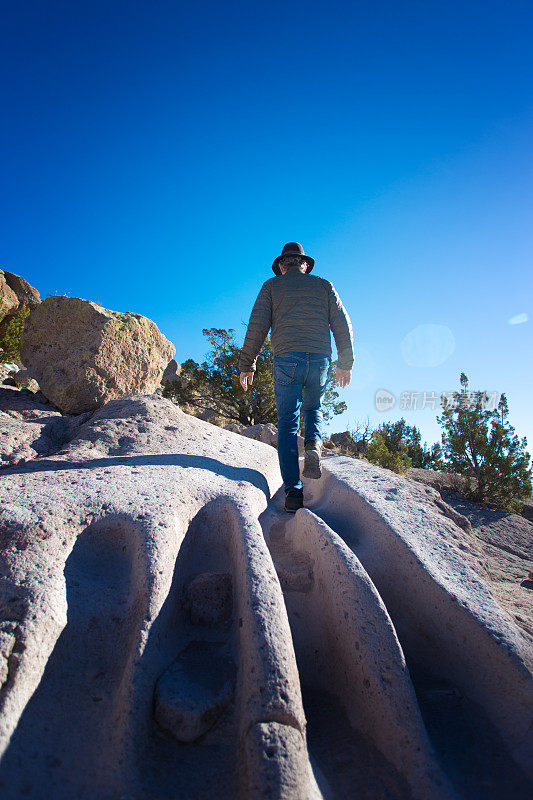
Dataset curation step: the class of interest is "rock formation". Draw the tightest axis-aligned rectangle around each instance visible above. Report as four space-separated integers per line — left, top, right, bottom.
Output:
0 276 19 317
0 387 531 799
0 272 40 311
0 387 91 467
224 421 247 434
329 430 358 453
0 363 19 384
240 422 279 447
0 271 40 343
240 422 305 455
20 296 175 413
12 369 39 393
162 358 182 388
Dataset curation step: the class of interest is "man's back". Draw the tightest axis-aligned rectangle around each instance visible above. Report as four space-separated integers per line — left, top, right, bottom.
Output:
238 242 354 511
238 269 354 373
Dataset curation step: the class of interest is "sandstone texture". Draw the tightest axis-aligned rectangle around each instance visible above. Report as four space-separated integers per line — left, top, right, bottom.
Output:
0 390 531 799
20 296 175 413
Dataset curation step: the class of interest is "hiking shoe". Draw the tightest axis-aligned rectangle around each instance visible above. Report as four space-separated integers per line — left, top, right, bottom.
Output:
302 440 322 479
285 489 304 514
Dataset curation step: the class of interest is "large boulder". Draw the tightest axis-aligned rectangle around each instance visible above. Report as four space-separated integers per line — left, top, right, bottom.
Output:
240 423 305 455
13 368 39 393
240 422 279 447
0 271 40 343
330 430 357 452
20 296 175 413
162 358 182 379
161 359 182 390
0 274 19 317
1 271 40 310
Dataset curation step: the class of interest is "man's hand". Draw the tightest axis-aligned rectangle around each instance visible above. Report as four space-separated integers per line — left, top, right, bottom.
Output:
336 368 351 388
240 372 254 392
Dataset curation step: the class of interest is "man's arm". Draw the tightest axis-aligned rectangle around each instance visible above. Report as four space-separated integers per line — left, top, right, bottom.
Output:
327 282 354 373
238 281 272 375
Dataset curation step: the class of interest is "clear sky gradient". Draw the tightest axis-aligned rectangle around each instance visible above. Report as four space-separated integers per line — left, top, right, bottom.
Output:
2 1 532 450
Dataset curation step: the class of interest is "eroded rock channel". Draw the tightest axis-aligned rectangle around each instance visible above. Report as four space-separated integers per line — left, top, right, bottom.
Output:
0 392 531 799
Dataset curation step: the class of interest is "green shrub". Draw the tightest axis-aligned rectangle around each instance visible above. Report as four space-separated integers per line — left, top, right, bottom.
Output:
0 299 29 363
366 431 411 474
375 418 444 469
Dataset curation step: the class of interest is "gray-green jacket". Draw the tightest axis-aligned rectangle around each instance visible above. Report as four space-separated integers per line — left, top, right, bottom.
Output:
238 269 354 373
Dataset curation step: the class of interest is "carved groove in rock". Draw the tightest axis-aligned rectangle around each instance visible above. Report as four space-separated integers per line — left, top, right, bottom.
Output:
301 459 533 777
0 395 531 799
263 506 455 799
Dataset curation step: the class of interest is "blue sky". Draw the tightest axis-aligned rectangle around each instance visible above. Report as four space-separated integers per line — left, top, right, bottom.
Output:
2 1 532 450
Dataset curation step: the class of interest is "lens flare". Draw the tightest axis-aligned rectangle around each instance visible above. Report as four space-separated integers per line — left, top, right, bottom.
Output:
508 313 528 325
400 324 455 368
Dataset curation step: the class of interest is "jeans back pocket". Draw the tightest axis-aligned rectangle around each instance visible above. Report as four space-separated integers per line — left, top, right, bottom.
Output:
273 360 298 385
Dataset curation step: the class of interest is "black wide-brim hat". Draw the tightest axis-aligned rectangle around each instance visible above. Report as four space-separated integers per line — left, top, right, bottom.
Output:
272 242 315 275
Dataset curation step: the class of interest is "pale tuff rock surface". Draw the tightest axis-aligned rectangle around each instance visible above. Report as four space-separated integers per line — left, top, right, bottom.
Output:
302 458 533 770
20 296 175 413
154 640 236 742
407 467 533 637
0 363 20 383
0 390 531 799
0 386 92 467
439 496 533 640
0 394 304 800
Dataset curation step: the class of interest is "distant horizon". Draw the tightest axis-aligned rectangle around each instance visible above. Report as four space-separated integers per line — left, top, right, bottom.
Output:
2 1 531 453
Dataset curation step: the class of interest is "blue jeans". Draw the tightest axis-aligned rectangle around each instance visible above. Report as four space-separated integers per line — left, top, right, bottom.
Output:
273 351 332 493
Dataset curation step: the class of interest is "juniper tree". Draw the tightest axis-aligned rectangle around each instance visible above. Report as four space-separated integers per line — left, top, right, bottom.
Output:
163 327 346 427
374 418 444 469
437 372 531 511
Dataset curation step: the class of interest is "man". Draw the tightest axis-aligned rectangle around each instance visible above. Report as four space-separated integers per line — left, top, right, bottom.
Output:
238 242 354 513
